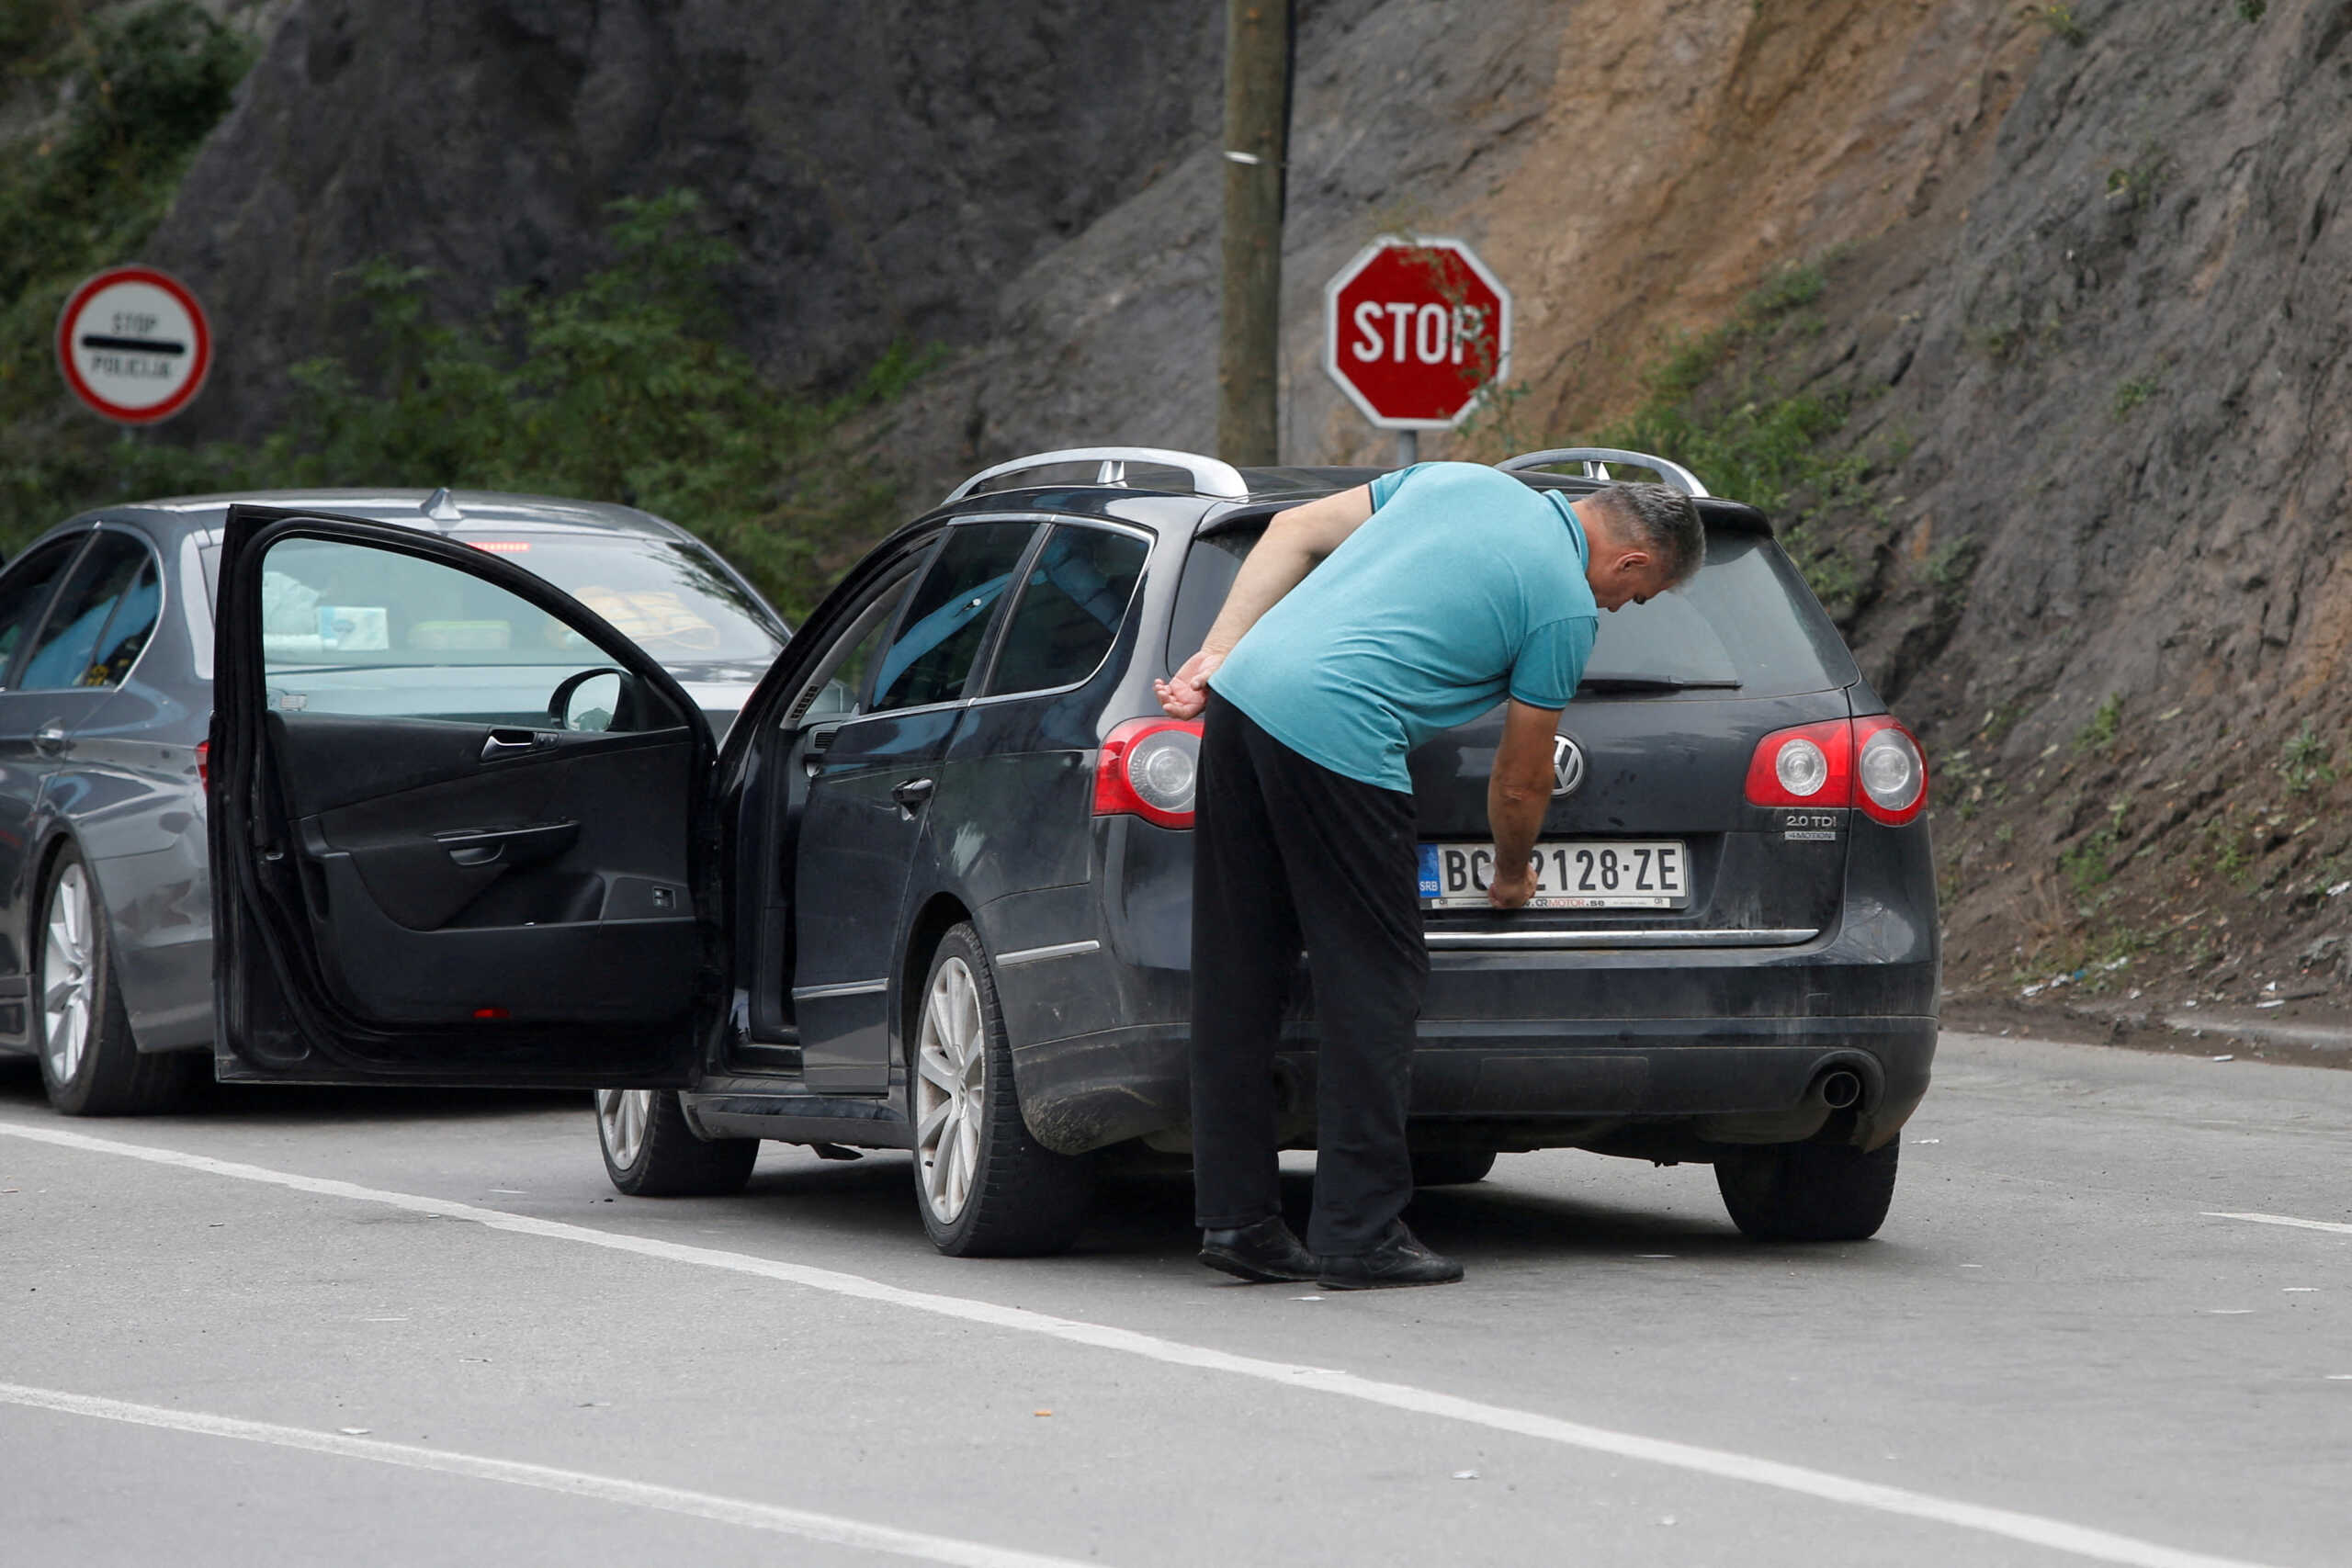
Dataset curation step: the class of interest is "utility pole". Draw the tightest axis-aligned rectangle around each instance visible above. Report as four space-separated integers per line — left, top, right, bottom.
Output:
1216 0 1290 468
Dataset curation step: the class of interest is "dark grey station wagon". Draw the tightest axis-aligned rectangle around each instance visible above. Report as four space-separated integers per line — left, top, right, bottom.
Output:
206 447 1938 1257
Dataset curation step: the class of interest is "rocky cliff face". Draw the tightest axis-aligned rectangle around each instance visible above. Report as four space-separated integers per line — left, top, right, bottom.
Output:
149 0 1221 436
147 0 2352 1016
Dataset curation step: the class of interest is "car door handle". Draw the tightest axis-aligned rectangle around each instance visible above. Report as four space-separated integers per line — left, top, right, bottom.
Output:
891 777 935 814
480 728 544 761
435 820 579 868
32 723 66 756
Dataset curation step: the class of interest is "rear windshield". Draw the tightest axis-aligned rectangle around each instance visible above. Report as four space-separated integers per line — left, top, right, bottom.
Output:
1169 525 1856 699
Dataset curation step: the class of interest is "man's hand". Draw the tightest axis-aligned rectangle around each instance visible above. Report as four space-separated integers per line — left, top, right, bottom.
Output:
1487 858 1538 910
1156 649 1223 719
1487 700 1563 912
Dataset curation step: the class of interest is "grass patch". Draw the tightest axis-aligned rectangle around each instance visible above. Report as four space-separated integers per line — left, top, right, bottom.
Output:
1589 257 1885 611
2074 693 2121 753
2025 4 2086 44
2060 797 2130 896
2112 376 2160 418
2279 722 2336 795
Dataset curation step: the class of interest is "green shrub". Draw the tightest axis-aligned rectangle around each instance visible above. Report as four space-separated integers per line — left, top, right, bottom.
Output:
2074 693 2121 752
0 0 921 618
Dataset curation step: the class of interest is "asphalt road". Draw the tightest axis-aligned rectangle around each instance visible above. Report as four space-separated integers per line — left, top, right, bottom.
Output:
1 1030 2345 1568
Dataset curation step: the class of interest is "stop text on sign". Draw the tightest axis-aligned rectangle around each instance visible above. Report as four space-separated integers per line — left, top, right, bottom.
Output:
1323 237 1512 430
1349 300 1492 368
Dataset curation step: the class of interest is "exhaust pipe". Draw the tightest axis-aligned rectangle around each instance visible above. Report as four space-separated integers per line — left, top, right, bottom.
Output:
1812 1068 1863 1111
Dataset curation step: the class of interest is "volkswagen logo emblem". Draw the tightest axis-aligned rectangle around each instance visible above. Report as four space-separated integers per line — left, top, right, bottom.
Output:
1552 733 1586 798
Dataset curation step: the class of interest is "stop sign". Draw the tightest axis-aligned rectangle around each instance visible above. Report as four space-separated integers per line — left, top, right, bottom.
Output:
1323 237 1511 429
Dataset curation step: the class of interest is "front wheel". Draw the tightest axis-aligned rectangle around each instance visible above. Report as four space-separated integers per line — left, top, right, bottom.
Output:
1714 1138 1898 1242
910 924 1092 1257
596 1089 759 1196
36 846 197 1116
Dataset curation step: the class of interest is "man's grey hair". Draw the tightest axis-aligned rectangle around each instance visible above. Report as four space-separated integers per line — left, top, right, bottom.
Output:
1594 481 1705 586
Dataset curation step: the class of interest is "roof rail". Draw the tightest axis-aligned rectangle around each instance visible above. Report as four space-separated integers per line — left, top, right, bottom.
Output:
942 446 1251 506
1495 447 1712 498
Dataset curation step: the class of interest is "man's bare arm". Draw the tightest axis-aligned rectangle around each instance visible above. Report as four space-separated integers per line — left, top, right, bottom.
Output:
1156 485 1376 719
1487 700 1562 909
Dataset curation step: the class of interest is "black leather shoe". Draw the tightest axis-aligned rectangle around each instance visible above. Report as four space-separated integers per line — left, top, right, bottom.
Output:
1316 1221 1464 1290
1199 1216 1319 1283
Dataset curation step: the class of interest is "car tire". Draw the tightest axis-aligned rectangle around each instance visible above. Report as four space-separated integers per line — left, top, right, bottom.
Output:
596 1089 759 1196
909 923 1093 1258
1409 1148 1498 1187
35 846 197 1116
1713 1138 1898 1242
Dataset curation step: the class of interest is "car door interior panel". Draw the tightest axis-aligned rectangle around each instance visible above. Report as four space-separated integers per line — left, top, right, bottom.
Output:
265 711 695 1024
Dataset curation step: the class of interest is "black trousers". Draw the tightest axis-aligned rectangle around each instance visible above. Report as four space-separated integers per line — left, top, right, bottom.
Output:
1190 692 1429 1256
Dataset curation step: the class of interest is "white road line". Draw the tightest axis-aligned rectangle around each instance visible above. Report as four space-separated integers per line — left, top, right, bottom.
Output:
0 1120 2288 1568
2205 1211 2352 1237
0 1382 1089 1568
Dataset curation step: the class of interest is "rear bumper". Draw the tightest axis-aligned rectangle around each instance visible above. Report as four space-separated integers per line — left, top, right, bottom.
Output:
1012 1013 1936 1156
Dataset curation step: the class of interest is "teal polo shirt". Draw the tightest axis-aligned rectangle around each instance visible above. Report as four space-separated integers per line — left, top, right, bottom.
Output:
1211 462 1598 794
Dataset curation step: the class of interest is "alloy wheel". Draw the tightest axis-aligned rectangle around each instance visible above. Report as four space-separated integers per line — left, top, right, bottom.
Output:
597 1089 653 1171
41 865 95 1087
914 956 986 1224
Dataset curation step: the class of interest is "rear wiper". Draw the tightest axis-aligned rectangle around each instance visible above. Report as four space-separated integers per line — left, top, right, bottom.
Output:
1577 675 1744 694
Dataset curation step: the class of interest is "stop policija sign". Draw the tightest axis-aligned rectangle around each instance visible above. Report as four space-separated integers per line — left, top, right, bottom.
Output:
55 265 213 424
1323 237 1511 429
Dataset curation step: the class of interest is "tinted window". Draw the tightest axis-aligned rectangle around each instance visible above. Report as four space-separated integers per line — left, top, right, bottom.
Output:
88 557 162 687
787 570 919 725
19 533 155 690
1170 525 1855 698
0 538 85 685
987 525 1148 695
872 524 1035 713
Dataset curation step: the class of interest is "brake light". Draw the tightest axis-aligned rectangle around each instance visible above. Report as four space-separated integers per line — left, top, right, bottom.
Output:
196 739 209 788
1743 716 1928 825
1744 719 1852 807
1094 717 1204 829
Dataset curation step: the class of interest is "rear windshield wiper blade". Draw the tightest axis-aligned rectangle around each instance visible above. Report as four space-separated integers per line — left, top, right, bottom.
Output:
1577 675 1745 694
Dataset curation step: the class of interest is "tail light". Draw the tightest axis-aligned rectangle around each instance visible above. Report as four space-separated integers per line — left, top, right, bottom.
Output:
1094 717 1204 829
1852 715 1928 824
196 739 209 789
1745 716 1928 826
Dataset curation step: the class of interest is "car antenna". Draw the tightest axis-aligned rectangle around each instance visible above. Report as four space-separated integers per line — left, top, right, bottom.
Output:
422 487 465 523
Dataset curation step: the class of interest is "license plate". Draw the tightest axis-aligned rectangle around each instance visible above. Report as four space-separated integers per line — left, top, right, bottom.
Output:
1419 840 1690 909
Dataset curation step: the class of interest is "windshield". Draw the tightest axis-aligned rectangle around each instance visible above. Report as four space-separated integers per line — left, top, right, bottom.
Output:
1170 525 1856 700
200 530 784 668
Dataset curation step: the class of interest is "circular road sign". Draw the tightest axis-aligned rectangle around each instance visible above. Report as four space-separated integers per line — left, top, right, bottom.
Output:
1323 236 1511 430
55 265 213 424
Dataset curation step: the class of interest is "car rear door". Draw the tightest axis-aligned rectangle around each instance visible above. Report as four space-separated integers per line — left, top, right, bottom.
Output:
209 505 721 1088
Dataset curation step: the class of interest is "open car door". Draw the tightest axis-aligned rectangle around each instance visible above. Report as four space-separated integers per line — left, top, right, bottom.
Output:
209 505 722 1088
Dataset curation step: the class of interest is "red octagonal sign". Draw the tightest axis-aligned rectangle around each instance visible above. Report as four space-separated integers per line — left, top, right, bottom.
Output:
1323 237 1511 430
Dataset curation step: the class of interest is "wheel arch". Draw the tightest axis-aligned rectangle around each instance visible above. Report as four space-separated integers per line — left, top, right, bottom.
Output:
895 891 975 1077
28 821 170 1054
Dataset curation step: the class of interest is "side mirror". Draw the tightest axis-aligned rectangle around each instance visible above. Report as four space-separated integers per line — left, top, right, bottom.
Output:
548 667 628 733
